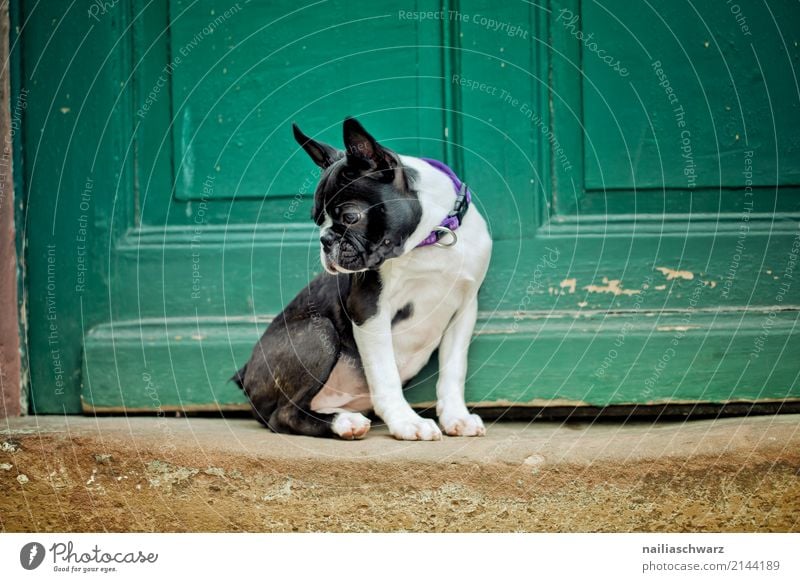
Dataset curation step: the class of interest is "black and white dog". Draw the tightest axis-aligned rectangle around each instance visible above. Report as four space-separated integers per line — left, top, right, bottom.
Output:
233 118 492 440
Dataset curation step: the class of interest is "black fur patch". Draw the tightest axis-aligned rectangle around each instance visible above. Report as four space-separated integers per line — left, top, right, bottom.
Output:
231 364 247 389
391 302 414 326
346 270 382 326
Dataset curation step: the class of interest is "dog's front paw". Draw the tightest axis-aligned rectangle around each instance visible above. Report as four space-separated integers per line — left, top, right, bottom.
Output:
332 412 371 440
389 416 442 441
439 412 486 437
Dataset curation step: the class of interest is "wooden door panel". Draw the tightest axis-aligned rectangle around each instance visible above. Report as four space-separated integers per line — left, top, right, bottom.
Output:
18 1 800 413
455 0 544 239
546 0 800 322
581 0 800 191
169 0 447 202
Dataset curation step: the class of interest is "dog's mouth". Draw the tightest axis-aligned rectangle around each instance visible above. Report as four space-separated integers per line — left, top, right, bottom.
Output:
321 252 344 274
321 242 367 274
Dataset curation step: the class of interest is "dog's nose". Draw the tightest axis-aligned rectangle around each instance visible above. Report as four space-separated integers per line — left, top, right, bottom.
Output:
320 231 335 251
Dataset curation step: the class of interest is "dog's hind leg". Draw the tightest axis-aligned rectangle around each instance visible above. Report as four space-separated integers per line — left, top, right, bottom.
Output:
240 315 345 437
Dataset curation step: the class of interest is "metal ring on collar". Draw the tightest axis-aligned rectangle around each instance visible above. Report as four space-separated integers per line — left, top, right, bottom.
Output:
432 226 458 247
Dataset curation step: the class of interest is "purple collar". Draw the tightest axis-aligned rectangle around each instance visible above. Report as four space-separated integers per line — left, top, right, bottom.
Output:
415 158 472 248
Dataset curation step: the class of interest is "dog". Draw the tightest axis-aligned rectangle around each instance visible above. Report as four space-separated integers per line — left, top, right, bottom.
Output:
232 118 492 440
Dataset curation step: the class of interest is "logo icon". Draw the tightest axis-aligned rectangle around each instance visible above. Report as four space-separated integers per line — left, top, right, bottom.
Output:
20 542 46 570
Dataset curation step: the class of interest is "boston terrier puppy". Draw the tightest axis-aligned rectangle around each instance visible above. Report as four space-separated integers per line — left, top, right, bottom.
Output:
233 118 492 440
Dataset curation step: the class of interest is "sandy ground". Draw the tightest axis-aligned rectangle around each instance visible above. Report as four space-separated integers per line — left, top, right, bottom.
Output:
1 415 798 532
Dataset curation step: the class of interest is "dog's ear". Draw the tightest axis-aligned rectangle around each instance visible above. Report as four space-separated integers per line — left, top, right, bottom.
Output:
343 117 398 180
343 117 382 163
293 123 342 168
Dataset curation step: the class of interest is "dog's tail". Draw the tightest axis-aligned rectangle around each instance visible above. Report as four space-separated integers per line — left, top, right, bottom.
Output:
230 363 248 390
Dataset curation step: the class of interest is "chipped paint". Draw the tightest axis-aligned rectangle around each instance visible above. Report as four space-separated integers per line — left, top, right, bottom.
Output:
584 278 640 296
560 278 577 293
656 266 694 281
577 301 588 308
654 284 667 291
657 325 697 332
701 280 717 288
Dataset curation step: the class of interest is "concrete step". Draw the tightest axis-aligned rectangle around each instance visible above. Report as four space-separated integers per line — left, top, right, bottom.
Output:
1 415 798 532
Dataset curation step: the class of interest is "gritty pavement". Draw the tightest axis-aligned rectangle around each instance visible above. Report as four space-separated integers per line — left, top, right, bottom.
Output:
1 414 798 532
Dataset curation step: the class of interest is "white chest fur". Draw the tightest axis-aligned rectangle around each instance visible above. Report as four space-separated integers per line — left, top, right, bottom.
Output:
381 207 491 381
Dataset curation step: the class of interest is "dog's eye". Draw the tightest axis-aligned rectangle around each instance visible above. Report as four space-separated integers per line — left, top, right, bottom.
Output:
342 211 361 225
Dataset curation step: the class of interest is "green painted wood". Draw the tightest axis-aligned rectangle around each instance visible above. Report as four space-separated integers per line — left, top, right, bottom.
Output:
450 0 542 238
167 0 447 201
549 0 584 216
20 0 135 413
112 224 800 316
17 1 800 414
580 0 800 190
81 309 800 411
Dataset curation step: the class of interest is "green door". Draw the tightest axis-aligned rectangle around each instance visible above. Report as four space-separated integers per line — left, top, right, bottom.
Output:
20 0 800 414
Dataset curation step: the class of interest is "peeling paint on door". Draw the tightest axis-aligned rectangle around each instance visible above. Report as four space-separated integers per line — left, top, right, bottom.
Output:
560 278 577 293
584 278 640 296
656 267 694 281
